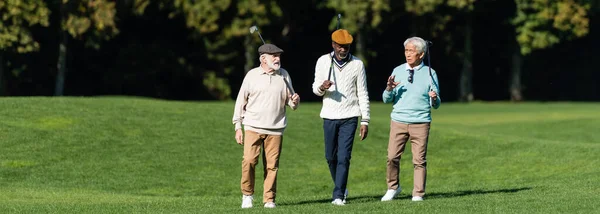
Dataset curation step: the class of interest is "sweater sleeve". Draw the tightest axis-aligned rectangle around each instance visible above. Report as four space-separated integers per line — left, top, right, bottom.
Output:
430 68 441 109
232 74 250 130
356 61 370 125
312 55 328 96
382 90 395 104
382 68 397 103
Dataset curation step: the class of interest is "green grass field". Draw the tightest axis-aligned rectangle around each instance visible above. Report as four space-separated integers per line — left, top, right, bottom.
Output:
0 97 598 213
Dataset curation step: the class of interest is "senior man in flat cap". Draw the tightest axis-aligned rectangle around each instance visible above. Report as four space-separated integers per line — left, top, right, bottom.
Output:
233 43 300 209
312 29 370 206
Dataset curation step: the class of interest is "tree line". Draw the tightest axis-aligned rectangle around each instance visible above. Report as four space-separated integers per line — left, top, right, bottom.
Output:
1 0 598 102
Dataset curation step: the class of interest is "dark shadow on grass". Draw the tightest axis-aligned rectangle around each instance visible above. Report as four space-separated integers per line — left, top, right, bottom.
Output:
279 187 533 206
425 187 533 199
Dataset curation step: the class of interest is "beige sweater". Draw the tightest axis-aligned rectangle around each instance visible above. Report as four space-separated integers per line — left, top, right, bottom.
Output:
232 67 298 135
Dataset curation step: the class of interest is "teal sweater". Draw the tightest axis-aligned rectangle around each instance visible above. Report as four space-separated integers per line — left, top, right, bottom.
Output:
382 62 441 124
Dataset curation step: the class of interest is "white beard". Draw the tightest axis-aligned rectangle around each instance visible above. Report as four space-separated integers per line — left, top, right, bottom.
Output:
267 60 281 71
336 52 348 59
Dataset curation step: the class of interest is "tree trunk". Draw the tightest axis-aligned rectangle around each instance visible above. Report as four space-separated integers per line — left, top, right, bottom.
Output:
55 2 68 96
510 44 524 101
459 15 473 102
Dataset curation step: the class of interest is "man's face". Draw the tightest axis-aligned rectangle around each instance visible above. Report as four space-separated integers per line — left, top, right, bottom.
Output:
263 53 281 70
332 42 350 59
405 43 424 66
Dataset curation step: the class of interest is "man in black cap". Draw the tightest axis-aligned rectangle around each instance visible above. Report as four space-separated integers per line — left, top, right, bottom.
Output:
232 43 300 209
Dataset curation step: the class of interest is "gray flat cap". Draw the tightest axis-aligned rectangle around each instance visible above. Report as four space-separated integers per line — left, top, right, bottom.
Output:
258 44 284 54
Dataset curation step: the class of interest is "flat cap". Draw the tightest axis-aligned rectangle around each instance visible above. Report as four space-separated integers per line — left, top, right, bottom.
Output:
258 44 284 54
331 29 353 45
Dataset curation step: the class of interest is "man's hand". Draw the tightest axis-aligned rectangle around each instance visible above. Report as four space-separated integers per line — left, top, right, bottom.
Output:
290 93 300 105
359 125 368 141
319 80 334 91
386 75 400 91
235 129 244 145
428 90 438 101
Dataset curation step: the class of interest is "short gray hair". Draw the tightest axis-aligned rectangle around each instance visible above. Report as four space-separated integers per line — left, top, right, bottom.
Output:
403 37 427 54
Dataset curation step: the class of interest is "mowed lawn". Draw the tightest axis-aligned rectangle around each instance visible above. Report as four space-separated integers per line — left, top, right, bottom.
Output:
0 97 598 213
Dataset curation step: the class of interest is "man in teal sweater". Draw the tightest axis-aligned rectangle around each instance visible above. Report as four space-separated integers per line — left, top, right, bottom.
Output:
380 36 441 202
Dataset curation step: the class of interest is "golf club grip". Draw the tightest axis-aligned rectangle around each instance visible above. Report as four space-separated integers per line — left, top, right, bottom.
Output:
428 68 434 108
327 52 335 81
427 41 435 107
328 60 333 81
430 90 434 107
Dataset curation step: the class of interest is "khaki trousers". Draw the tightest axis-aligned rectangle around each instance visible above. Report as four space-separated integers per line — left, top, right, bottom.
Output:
240 130 283 203
386 120 430 197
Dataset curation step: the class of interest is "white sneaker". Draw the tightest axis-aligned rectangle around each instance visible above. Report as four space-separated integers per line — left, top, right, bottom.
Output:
264 202 276 208
412 196 424 202
331 198 345 206
342 189 348 204
381 189 399 201
241 195 253 208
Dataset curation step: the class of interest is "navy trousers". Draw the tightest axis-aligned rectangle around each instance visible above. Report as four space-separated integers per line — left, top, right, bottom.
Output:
323 117 358 200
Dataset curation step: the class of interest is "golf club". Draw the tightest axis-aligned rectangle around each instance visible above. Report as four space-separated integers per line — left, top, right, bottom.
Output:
426 40 436 107
328 14 342 81
249 25 295 95
249 26 265 44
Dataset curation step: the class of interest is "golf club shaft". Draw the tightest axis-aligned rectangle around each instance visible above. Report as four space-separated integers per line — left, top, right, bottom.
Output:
282 77 295 95
427 42 435 107
258 33 265 44
328 14 342 81
250 26 266 44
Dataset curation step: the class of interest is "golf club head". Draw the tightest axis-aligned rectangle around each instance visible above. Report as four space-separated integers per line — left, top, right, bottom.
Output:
249 25 266 44
249 26 258 34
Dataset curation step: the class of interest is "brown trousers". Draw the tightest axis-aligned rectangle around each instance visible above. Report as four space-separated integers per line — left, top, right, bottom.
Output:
240 130 283 203
386 120 430 197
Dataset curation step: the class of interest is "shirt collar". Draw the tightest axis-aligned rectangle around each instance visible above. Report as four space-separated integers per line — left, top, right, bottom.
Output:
261 67 280 75
406 61 424 71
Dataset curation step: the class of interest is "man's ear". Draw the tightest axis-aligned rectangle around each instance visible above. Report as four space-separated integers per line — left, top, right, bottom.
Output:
419 52 425 59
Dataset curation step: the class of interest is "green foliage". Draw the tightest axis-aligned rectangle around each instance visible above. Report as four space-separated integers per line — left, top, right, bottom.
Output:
402 0 478 39
154 0 282 100
202 71 232 100
172 0 281 51
133 0 279 39
446 0 477 10
404 0 444 15
62 0 119 49
172 0 232 33
0 0 50 53
321 0 391 33
512 0 590 55
224 0 282 39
